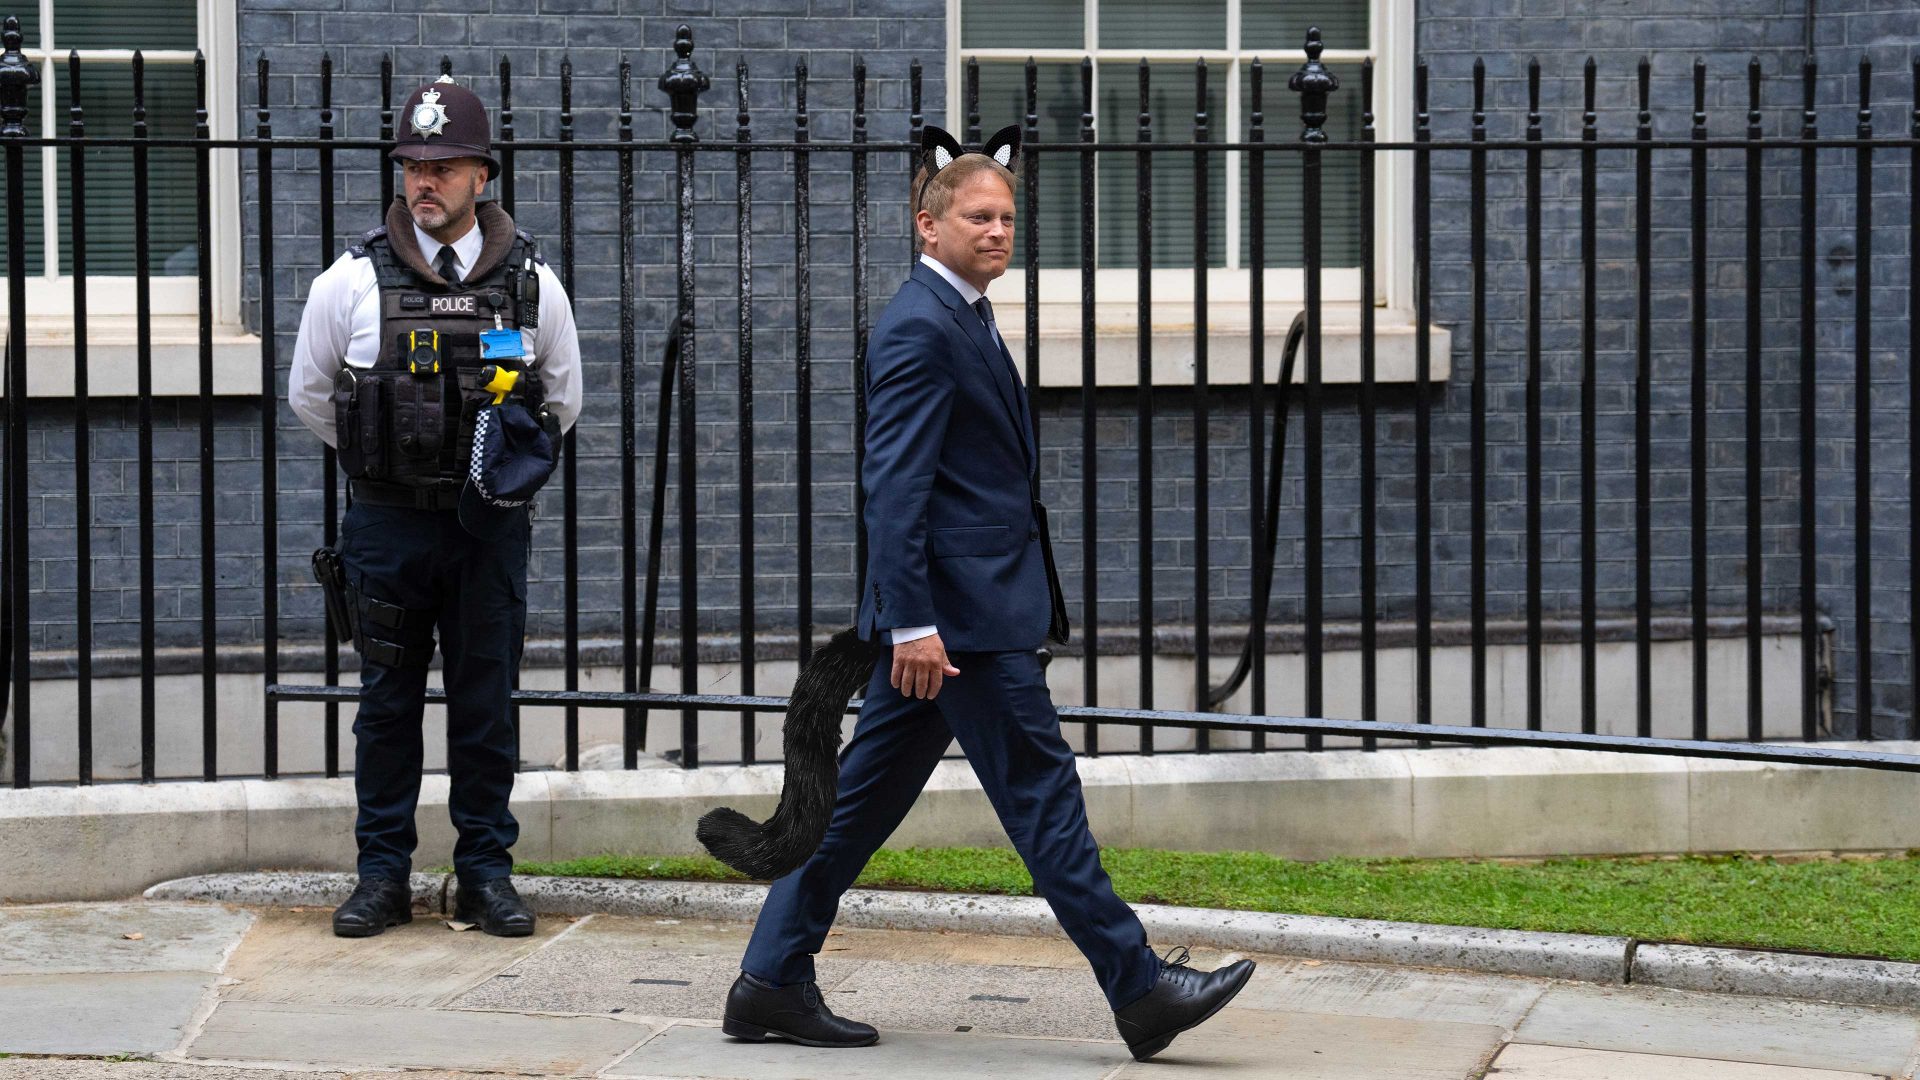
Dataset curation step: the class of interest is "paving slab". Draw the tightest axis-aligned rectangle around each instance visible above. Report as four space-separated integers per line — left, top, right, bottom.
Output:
0 902 253 975
0 1065 534 1080
1487 1042 1889 1079
192 874 1633 987
0 1065 354 1080
219 906 575 1008
1232 957 1548 1028
817 924 1095 970
447 912 865 1020
1109 1006 1505 1078
184 999 658 1074
603 1021 1129 1079
0 970 218 1055
1514 981 1920 1075
820 960 1119 1039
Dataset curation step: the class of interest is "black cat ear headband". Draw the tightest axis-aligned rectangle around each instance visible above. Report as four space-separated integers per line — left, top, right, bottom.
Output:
914 123 1021 210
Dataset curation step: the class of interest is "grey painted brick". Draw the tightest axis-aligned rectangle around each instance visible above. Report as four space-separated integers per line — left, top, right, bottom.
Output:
4 1 1912 743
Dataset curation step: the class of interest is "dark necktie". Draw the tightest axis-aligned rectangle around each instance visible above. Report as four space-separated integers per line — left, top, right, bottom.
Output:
435 245 462 285
972 296 1003 353
973 295 1033 460
974 296 1021 381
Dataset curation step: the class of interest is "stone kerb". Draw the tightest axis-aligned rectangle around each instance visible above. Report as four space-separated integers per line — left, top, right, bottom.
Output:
4 742 1919 903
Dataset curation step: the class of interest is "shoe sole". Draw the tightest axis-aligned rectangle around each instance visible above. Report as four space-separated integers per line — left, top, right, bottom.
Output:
332 911 413 939
1126 960 1257 1063
721 1015 879 1048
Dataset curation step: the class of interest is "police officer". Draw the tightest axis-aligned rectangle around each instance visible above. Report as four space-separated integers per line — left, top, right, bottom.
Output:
289 75 582 939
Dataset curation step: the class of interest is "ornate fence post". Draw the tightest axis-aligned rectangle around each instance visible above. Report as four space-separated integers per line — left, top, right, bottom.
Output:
1289 29 1335 748
0 16 30 134
657 25 708 766
659 25 710 140
1288 27 1337 143
1 14 38 788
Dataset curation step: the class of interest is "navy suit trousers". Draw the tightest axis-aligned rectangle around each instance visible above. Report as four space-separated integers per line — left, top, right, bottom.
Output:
338 501 528 886
742 649 1160 1009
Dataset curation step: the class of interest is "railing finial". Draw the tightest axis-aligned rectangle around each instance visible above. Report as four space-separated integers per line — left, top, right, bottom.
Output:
0 16 39 138
659 23 710 142
1288 26 1338 144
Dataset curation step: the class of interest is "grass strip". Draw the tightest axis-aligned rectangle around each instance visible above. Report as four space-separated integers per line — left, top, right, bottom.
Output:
516 847 1920 962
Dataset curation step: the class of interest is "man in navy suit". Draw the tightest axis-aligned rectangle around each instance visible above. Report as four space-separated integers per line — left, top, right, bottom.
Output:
723 126 1254 1062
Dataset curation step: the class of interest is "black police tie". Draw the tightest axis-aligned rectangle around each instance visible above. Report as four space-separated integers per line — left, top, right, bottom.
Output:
435 245 462 286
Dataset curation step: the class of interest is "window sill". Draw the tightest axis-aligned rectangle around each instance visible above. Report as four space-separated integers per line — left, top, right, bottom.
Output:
1 316 263 398
999 301 1452 388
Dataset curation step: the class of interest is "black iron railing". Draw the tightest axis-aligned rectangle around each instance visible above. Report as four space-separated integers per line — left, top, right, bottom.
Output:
3 19 1919 787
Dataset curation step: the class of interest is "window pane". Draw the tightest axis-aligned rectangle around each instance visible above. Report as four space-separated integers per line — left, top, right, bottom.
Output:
1241 0 1369 53
56 0 198 50
1239 62 1362 269
973 61 1082 270
961 0 1082 50
55 59 200 275
0 88 45 275
1097 0 1226 51
1096 61 1227 269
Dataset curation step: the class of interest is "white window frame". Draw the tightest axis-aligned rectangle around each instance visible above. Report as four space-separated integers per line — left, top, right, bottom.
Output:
949 0 1445 386
0 0 256 397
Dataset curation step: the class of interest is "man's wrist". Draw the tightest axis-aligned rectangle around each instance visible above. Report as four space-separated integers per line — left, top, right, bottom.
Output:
889 624 938 645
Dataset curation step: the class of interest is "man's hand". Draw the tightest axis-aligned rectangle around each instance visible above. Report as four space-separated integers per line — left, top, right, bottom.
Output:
891 633 960 700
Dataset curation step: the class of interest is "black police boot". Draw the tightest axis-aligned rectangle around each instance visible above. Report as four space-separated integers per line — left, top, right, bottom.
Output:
1112 947 1257 1062
453 877 536 937
722 972 879 1048
332 876 414 938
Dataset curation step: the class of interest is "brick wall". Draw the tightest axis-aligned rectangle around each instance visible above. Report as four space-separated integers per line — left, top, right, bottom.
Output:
7 0 1915 740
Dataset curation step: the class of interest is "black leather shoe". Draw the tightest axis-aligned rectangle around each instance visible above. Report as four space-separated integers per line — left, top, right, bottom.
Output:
332 876 414 938
723 972 879 1048
454 877 536 937
1112 947 1257 1061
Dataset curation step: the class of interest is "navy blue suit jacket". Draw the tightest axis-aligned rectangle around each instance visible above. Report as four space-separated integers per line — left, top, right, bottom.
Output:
856 261 1068 653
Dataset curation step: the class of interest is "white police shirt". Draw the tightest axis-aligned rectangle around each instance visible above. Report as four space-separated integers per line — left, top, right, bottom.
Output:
289 218 583 448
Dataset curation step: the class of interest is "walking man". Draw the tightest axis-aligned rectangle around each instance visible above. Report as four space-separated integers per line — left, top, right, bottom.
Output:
289 76 581 939
723 125 1253 1061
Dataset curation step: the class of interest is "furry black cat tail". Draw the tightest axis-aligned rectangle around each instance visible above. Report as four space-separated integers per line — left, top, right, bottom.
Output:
695 627 883 880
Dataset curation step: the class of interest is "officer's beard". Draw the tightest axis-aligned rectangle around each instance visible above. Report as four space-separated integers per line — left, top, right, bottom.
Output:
410 185 477 238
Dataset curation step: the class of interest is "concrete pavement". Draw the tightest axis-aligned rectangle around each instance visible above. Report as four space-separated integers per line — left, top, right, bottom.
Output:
2 898 1918 1078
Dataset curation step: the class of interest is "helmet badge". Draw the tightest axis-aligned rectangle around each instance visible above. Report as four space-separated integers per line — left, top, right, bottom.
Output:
410 76 456 138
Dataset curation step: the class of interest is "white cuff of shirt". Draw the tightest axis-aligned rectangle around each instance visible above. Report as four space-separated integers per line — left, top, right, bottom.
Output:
889 624 938 645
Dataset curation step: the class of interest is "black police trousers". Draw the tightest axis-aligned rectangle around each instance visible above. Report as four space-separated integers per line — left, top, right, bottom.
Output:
338 499 530 885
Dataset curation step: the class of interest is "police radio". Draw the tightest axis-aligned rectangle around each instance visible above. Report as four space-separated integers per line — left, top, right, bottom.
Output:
516 257 539 328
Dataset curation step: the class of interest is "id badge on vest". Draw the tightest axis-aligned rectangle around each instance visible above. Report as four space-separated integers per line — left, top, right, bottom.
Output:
479 328 526 361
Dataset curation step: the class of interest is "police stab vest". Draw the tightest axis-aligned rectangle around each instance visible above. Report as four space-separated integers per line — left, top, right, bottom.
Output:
333 198 543 492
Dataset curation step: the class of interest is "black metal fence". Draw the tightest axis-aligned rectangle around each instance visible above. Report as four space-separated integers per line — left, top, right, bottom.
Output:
4 19 1920 788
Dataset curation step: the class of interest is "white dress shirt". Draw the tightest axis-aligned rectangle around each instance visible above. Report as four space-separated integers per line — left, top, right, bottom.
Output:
886 254 1003 647
289 217 583 448
917 251 1010 350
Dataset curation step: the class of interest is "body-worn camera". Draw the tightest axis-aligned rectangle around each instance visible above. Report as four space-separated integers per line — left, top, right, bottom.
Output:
404 329 441 375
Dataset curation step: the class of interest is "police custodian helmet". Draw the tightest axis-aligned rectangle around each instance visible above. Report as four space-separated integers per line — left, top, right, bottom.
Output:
391 75 500 180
